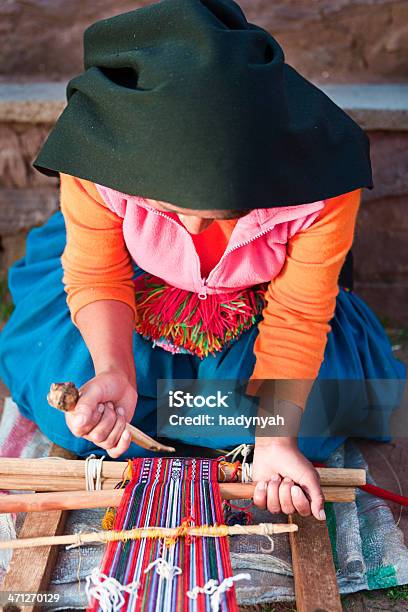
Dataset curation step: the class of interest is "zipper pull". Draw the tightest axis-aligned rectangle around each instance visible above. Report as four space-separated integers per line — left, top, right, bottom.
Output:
198 281 208 300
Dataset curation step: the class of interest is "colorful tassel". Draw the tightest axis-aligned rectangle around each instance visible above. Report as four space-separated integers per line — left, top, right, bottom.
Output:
134 274 267 358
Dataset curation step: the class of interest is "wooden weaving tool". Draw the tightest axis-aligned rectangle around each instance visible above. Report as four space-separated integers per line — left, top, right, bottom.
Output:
0 460 364 512
0 454 357 612
0 457 366 487
47 382 175 453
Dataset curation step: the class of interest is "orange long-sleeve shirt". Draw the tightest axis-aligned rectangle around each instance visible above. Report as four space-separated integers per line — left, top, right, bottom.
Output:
60 173 361 403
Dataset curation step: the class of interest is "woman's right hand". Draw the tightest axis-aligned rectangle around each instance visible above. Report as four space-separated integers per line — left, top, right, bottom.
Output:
65 370 138 458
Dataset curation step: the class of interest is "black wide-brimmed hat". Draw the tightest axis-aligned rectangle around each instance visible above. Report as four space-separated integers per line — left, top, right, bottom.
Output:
34 0 373 210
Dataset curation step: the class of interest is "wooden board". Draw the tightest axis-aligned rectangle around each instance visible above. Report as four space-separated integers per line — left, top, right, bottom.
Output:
1 445 75 612
289 514 342 612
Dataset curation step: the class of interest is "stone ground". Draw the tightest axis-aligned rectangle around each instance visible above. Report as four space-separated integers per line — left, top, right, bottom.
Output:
0 330 407 611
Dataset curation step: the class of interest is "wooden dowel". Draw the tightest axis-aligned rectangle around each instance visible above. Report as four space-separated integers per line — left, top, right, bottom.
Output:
127 425 176 453
0 458 127 479
0 475 120 491
0 522 298 551
0 458 366 487
319 467 366 486
0 489 119 513
0 478 358 500
221 484 356 503
0 484 355 514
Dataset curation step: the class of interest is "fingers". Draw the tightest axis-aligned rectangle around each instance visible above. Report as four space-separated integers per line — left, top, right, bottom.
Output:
84 402 116 444
66 401 105 437
66 378 107 437
291 485 311 516
299 471 326 521
85 403 119 447
99 412 126 451
254 476 306 516
253 481 267 510
83 403 130 456
76 378 106 414
254 475 282 513
255 477 318 518
266 475 281 514
63 371 138 459
107 429 132 459
279 477 296 515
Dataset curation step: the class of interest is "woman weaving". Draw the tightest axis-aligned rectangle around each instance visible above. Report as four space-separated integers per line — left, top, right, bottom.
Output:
0 0 404 523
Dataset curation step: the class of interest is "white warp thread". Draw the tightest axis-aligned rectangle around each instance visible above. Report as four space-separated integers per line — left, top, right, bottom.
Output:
85 567 139 612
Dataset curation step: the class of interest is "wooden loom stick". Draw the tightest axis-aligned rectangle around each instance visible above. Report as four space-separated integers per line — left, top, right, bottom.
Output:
0 474 122 491
289 514 342 612
0 445 76 612
47 382 175 453
0 485 356 514
0 458 366 487
0 523 298 551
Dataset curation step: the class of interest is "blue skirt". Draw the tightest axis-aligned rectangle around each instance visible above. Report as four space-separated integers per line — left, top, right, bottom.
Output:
0 211 405 461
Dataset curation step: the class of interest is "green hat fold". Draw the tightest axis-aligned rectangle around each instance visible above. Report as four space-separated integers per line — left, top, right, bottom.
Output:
34 0 373 210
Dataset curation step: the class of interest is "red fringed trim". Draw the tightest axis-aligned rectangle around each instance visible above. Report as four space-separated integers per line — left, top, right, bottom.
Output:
134 273 267 358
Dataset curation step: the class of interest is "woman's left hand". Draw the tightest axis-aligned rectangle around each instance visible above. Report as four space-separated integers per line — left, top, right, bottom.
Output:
252 437 325 520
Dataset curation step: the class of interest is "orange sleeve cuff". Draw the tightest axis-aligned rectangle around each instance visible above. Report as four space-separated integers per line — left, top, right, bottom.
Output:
66 287 137 326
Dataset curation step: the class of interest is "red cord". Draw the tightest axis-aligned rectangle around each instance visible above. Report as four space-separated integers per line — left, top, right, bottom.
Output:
359 483 408 507
313 461 408 508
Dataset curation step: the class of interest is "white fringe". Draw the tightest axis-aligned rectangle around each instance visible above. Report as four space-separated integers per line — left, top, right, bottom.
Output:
85 567 139 612
187 573 251 612
144 557 182 581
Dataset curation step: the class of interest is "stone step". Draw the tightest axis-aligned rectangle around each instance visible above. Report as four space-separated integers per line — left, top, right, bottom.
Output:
1 82 408 130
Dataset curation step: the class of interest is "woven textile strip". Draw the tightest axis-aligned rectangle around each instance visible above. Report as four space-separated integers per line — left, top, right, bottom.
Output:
88 457 238 612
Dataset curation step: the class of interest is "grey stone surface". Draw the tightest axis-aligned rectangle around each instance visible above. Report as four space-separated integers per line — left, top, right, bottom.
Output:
1 82 408 129
0 83 65 124
322 84 408 130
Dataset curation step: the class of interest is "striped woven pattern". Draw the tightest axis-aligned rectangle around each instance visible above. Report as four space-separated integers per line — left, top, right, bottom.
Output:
88 457 238 612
